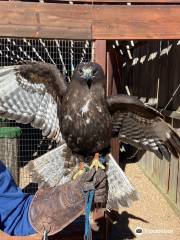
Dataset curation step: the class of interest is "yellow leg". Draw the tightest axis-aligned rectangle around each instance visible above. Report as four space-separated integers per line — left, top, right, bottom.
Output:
90 153 105 171
73 162 86 180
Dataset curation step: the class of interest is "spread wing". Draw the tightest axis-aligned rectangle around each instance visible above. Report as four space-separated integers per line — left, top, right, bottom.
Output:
0 62 66 143
107 94 180 160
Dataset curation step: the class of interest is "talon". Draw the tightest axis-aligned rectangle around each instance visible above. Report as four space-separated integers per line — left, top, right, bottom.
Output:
73 162 86 180
90 153 105 171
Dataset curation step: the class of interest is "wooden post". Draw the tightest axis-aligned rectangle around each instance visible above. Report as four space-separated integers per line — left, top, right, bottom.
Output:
107 46 121 163
92 40 108 240
93 40 106 73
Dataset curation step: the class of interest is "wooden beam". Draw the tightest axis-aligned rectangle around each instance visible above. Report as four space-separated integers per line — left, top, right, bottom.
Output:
0 1 92 39
7 0 180 3
79 0 180 2
92 5 180 39
1 2 180 39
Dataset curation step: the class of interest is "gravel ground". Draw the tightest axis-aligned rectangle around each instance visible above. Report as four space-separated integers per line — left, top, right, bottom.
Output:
110 163 180 240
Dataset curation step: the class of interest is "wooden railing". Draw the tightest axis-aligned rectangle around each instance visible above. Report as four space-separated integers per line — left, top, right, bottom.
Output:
0 1 180 39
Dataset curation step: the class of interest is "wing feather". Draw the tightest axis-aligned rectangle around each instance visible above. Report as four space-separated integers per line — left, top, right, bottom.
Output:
0 62 66 143
106 154 139 210
107 95 180 160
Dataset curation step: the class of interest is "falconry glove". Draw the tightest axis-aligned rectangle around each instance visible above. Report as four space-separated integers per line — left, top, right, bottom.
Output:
29 168 107 236
81 168 107 203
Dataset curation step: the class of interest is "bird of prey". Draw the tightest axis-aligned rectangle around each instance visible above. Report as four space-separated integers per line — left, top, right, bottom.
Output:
0 61 180 210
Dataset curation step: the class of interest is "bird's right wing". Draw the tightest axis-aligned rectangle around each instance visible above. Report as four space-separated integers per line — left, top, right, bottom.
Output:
0 62 67 143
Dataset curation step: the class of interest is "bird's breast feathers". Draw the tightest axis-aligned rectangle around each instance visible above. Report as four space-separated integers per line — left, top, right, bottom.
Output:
61 95 112 154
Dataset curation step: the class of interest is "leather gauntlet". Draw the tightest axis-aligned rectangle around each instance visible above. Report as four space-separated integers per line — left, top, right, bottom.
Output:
29 168 106 236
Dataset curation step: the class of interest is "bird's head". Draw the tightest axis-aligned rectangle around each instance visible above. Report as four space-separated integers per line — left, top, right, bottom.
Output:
72 62 106 90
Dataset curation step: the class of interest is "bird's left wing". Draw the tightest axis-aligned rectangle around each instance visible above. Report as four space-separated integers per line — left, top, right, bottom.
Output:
107 94 180 160
0 62 66 143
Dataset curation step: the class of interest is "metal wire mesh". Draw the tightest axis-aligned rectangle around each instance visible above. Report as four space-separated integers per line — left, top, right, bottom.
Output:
0 37 92 194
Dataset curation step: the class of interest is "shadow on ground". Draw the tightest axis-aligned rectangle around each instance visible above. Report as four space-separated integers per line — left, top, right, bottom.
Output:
109 211 149 240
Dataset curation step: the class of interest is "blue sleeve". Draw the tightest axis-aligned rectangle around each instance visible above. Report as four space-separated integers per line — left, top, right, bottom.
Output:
0 160 36 236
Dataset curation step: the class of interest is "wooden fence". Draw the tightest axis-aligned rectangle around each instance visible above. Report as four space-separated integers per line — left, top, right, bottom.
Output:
139 123 180 214
124 40 180 214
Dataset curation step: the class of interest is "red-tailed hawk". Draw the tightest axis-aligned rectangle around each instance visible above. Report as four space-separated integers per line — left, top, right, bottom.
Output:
0 61 179 211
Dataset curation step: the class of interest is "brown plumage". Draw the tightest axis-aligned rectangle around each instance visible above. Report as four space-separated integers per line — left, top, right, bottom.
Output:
0 61 179 188
60 62 112 155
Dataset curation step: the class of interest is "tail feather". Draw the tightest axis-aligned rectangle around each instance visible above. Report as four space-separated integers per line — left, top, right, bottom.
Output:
27 146 139 209
106 153 139 211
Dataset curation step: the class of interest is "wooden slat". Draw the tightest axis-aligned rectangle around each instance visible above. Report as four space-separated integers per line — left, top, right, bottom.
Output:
146 152 154 178
23 0 180 3
1 2 180 39
172 125 180 207
106 45 121 162
107 51 113 96
168 156 179 203
159 157 170 193
151 153 160 185
177 158 180 209
0 2 92 39
92 5 180 39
